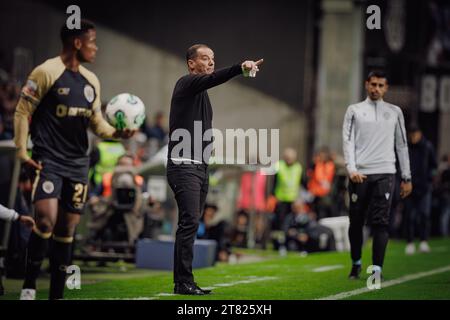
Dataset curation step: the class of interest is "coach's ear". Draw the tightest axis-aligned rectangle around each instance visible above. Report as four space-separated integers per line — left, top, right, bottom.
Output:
187 59 195 72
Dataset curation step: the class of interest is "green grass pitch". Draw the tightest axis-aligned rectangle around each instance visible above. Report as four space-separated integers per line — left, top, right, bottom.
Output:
1 238 449 300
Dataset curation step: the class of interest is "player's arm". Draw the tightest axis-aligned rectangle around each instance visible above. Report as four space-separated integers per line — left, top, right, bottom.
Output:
14 67 50 170
88 79 135 139
342 106 365 183
89 109 116 139
183 59 263 94
90 109 135 139
394 108 412 198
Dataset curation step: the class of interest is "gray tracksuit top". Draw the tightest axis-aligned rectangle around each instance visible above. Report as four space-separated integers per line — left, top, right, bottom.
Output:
342 97 411 180
0 204 19 222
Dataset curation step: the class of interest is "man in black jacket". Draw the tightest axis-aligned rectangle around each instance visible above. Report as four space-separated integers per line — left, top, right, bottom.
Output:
167 44 263 295
404 125 437 255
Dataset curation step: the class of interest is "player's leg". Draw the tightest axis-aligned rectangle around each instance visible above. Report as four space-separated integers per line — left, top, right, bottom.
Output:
348 177 370 279
49 208 80 300
22 167 61 299
48 179 86 300
388 176 401 237
369 174 395 276
21 198 58 297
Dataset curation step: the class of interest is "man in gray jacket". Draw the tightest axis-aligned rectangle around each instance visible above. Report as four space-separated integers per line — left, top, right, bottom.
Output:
342 70 412 280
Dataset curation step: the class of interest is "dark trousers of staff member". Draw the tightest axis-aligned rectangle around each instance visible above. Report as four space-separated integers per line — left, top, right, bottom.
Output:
348 174 395 268
167 161 209 285
404 188 432 243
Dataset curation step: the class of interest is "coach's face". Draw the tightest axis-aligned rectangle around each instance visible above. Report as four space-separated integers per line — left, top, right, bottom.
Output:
365 76 388 101
188 47 215 75
75 29 98 63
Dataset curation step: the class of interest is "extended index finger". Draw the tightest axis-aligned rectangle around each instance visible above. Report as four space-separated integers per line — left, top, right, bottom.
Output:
255 59 264 66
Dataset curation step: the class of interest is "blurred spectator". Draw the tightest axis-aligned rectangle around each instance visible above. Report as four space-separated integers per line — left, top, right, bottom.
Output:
0 79 21 139
232 210 249 248
438 154 450 236
145 111 168 146
139 111 168 161
283 200 335 253
4 167 34 280
140 196 165 240
271 148 302 229
197 204 230 262
404 125 437 255
89 139 126 189
0 114 6 140
0 69 9 85
89 153 144 198
307 146 335 219
270 148 303 250
329 152 349 217
236 169 269 249
87 154 145 244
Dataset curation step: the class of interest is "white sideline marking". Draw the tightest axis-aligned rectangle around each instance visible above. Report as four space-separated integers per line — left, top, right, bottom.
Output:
317 264 450 300
312 265 344 272
155 276 279 298
196 276 278 291
73 297 158 300
77 276 279 300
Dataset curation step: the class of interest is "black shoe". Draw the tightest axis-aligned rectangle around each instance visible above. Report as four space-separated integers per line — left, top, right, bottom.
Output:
174 282 206 295
194 283 211 294
348 264 362 279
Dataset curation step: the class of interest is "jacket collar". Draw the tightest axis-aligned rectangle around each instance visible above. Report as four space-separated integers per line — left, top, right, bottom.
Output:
365 97 384 106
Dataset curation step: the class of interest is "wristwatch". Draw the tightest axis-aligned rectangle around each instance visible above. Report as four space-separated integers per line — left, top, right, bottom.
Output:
402 178 411 183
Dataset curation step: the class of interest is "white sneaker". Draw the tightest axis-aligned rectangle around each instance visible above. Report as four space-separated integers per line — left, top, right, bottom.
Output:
20 289 36 300
419 241 431 253
405 243 416 255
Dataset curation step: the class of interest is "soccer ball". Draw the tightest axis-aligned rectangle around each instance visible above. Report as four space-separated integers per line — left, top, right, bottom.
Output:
105 93 146 130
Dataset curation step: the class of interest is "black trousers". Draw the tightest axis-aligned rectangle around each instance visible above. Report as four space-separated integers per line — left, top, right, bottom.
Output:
348 174 395 267
272 201 292 230
167 162 209 284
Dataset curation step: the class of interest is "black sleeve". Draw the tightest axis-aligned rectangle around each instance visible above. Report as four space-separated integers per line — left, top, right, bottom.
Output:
178 64 243 95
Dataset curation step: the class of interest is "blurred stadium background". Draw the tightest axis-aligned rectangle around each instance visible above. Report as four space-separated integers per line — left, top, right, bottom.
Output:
0 0 449 300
